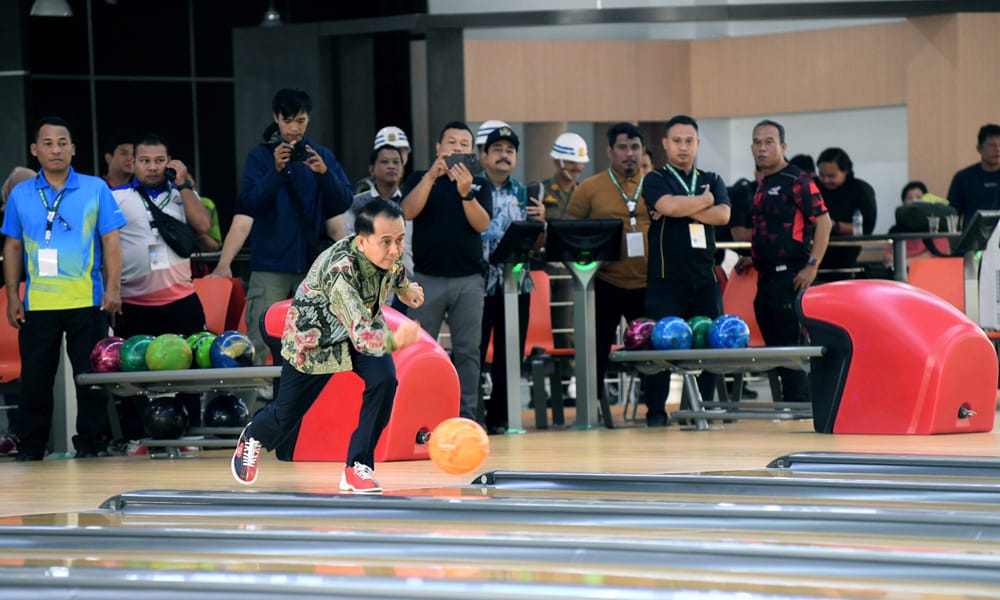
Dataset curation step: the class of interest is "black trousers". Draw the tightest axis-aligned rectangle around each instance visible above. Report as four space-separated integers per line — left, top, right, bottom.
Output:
249 348 397 468
16 306 110 456
643 277 723 419
754 270 809 403
594 277 647 401
479 291 530 430
114 292 208 437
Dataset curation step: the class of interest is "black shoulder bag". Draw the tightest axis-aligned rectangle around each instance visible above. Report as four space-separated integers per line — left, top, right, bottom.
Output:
136 187 199 258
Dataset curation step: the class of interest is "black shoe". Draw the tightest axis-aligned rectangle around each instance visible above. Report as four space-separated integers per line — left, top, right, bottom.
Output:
14 451 43 462
74 449 104 459
486 426 507 436
645 412 669 428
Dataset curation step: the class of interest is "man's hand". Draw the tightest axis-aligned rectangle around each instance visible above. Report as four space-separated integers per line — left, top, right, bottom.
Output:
392 321 421 351
6 296 24 329
207 264 232 279
526 197 545 222
401 282 424 309
426 155 449 180
166 160 190 186
793 265 818 291
274 143 293 172
697 184 714 204
303 145 328 175
450 163 473 198
100 289 122 327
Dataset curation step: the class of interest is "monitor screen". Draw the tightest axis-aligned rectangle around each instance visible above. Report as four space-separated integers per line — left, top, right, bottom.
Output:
954 210 1000 255
488 220 544 265
544 219 623 264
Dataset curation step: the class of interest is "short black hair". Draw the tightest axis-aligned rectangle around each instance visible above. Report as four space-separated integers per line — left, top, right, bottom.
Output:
438 121 473 143
753 119 785 144
370 144 403 166
272 88 312 119
816 147 854 179
103 131 135 156
901 180 928 202
664 114 698 135
788 154 815 174
134 132 170 156
606 122 643 148
978 124 1000 147
355 198 404 236
32 116 73 143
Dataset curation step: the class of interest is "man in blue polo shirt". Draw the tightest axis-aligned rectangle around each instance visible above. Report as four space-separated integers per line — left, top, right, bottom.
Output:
641 115 731 427
2 116 126 460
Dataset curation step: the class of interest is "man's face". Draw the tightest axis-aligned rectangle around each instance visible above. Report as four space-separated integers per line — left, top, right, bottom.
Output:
751 125 786 172
663 124 699 171
370 148 402 187
978 135 1000 170
436 128 473 156
482 140 517 177
274 110 310 144
105 143 134 178
902 187 924 206
555 158 585 182
31 124 75 174
134 143 169 187
357 215 406 270
608 133 642 178
639 152 654 177
817 161 847 190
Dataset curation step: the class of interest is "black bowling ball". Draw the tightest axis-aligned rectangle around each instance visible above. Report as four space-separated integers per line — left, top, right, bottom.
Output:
142 397 189 439
203 394 250 428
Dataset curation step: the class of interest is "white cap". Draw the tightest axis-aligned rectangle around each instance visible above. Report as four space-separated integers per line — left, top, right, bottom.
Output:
475 120 510 147
550 132 589 164
373 126 410 151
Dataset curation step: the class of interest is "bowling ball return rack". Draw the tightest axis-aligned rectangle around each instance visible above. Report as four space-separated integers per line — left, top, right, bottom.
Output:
610 346 824 430
78 367 281 458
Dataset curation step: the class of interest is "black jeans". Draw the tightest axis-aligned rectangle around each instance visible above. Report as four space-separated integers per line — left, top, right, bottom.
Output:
250 348 397 468
754 270 809 402
17 306 110 456
479 291 530 430
594 278 647 401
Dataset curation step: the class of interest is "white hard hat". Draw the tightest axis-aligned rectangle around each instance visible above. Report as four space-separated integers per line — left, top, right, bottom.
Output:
373 126 410 151
550 132 589 164
475 120 510 147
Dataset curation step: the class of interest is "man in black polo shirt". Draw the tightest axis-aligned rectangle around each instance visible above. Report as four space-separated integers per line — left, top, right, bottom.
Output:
641 115 731 427
749 119 832 403
401 122 492 421
948 123 1000 230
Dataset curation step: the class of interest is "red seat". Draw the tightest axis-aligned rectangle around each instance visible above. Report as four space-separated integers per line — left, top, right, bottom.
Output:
193 277 234 334
721 266 765 347
0 283 24 388
263 300 460 462
484 270 574 362
907 257 964 312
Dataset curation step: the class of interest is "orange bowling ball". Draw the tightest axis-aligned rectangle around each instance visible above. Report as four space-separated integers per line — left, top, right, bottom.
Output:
428 417 490 475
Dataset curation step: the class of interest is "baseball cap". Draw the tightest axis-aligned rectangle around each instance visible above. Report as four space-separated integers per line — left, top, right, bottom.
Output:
484 125 519 152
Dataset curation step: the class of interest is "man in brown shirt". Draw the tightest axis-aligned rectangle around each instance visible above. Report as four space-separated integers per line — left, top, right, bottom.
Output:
565 122 650 409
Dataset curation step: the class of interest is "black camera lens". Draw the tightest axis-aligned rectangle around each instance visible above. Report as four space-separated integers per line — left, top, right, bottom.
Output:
289 144 309 162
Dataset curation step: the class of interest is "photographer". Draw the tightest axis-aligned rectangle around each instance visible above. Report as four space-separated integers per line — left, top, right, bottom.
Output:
210 88 352 368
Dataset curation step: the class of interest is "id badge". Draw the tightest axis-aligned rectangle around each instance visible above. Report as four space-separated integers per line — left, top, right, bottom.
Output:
149 243 170 271
688 223 707 249
626 231 645 258
38 248 59 277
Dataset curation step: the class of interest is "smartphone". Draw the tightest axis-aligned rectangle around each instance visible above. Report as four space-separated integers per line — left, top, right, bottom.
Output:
164 167 177 182
445 153 481 173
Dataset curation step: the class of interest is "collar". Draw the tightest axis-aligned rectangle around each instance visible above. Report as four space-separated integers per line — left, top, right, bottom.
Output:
608 169 639 185
665 162 696 177
369 186 402 200
131 176 170 198
38 167 79 192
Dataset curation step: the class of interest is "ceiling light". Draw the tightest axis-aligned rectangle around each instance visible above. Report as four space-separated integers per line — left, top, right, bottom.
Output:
29 0 73 17
261 1 283 27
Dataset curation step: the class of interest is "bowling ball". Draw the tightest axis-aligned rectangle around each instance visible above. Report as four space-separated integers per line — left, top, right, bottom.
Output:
428 417 490 475
193 334 217 368
203 394 250 428
210 330 255 368
142 397 189 439
90 336 124 372
623 318 655 351
145 334 193 371
650 316 693 350
687 316 713 349
709 314 751 349
119 335 155 372
186 331 214 352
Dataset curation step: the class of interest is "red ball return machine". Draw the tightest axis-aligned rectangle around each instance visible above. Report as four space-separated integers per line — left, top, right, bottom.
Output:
799 279 997 434
263 300 460 462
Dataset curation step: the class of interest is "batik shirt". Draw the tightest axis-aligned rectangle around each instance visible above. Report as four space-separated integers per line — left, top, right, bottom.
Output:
280 234 409 375
480 175 535 296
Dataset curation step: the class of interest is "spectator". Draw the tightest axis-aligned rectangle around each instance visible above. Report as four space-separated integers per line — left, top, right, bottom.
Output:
102 132 135 189
788 154 816 179
2 116 126 460
401 121 492 421
529 132 590 221
639 147 654 179
816 147 876 279
948 123 1000 230
354 126 411 194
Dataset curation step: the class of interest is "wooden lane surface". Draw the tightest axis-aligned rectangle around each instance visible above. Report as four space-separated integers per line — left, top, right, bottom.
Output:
4 416 1000 517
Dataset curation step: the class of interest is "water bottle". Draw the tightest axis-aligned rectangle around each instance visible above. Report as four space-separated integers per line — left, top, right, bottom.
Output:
852 209 863 236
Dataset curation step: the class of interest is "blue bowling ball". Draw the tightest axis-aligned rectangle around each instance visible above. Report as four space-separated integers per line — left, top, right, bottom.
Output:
651 316 693 350
708 314 750 349
210 330 256 368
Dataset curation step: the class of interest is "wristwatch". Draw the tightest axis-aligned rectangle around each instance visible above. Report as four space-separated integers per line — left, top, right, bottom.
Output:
807 256 818 266
176 181 194 191
460 190 476 201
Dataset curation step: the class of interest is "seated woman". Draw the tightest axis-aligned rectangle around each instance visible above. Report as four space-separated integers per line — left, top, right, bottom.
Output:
885 181 952 270
816 147 877 280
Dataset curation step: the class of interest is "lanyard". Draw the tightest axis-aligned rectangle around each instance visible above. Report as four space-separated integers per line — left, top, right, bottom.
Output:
36 183 68 248
607 169 643 230
665 164 698 196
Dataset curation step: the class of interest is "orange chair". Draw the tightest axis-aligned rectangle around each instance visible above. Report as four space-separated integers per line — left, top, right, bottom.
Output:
193 277 234 334
721 266 765 347
907 257 964 312
0 284 24 394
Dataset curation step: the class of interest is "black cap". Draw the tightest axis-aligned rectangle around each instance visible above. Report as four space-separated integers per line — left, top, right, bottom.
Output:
484 125 519 152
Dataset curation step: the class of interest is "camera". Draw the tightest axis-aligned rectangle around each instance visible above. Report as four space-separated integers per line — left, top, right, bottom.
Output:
289 143 310 162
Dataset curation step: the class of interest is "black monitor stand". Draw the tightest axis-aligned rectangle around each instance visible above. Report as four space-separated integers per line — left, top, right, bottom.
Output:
489 220 545 433
545 219 623 429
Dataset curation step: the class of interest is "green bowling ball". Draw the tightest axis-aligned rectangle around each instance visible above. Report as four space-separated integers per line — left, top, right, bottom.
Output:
185 331 214 352
193 334 217 369
687 315 714 349
145 334 193 371
119 335 155 372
